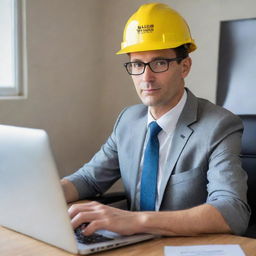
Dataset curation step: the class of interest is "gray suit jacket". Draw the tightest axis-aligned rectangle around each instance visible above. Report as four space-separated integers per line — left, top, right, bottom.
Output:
67 89 250 235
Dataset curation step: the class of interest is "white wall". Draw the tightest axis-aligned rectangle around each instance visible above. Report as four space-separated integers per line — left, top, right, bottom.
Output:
0 0 255 191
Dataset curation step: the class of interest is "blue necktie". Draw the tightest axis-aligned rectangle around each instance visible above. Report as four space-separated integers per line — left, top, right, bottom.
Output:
140 121 162 211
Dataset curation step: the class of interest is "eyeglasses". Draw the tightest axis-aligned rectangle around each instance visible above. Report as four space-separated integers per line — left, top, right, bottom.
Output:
124 57 184 75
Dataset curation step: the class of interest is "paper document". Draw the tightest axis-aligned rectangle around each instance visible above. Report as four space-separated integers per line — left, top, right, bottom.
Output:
164 244 245 256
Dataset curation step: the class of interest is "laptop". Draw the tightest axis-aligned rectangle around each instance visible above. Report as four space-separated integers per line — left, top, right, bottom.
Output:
0 125 155 254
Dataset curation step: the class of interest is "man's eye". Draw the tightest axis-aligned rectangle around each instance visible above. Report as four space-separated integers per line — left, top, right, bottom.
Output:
155 60 167 66
132 62 144 68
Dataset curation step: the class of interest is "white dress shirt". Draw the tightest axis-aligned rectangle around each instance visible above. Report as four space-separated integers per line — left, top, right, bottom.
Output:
135 90 187 210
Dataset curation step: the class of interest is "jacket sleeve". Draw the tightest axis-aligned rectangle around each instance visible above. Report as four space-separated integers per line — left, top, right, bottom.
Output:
205 114 251 235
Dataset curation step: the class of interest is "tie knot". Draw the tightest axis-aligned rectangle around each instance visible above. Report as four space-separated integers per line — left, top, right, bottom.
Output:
149 121 162 137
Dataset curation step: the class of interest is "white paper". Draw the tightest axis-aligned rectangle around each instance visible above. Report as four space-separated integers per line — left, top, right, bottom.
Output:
164 244 245 256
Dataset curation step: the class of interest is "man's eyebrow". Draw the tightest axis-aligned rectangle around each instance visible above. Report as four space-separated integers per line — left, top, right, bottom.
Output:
129 58 143 62
130 57 168 62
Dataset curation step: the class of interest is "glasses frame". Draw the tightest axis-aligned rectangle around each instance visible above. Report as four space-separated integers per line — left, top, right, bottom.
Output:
124 57 185 75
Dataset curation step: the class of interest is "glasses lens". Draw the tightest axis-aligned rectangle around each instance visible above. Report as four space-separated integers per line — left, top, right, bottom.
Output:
125 59 174 75
149 59 168 73
126 62 145 75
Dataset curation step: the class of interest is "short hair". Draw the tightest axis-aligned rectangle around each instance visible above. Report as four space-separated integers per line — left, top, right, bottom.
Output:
173 44 189 63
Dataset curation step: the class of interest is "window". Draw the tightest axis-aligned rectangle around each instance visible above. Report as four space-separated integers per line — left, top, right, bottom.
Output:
0 0 26 97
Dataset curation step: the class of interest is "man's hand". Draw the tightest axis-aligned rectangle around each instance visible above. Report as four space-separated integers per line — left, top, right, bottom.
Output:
68 201 232 237
68 201 147 236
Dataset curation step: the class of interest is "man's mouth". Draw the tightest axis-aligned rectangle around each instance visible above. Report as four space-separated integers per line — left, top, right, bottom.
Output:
142 88 161 93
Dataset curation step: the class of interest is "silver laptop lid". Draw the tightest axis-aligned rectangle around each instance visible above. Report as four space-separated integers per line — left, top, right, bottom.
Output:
0 125 155 255
0 125 78 254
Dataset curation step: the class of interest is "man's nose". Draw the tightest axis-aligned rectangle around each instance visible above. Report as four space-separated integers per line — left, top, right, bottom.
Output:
141 65 155 82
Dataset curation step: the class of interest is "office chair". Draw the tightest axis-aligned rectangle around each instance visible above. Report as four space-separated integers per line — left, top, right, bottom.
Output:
216 21 256 235
239 115 256 237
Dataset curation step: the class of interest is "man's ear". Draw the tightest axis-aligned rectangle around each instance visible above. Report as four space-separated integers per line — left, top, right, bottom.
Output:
181 57 192 79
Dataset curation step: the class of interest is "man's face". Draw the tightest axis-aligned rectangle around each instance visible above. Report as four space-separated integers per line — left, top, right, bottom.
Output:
129 49 191 118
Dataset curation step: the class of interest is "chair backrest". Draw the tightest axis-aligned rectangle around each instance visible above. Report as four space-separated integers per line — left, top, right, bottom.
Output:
239 115 256 225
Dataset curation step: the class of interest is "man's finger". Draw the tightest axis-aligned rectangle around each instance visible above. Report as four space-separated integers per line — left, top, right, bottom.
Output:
68 202 100 218
83 219 109 236
71 210 103 229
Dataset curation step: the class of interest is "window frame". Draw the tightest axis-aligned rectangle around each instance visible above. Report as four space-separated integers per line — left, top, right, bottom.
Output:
0 0 27 98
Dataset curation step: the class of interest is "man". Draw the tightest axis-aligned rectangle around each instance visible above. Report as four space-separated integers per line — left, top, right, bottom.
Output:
61 3 250 237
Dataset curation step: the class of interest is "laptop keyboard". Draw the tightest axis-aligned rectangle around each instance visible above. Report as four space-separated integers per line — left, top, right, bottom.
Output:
75 224 114 245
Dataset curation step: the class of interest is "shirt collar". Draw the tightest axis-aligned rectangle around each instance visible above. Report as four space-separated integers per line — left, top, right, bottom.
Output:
147 90 187 134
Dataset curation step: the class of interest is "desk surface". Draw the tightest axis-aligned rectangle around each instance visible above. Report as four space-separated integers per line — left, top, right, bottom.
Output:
1 225 256 256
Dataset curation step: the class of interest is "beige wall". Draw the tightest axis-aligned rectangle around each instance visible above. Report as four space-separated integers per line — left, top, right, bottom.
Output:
0 0 104 177
0 0 255 191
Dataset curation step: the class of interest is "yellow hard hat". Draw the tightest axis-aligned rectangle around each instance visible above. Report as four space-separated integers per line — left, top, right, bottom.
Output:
116 3 197 55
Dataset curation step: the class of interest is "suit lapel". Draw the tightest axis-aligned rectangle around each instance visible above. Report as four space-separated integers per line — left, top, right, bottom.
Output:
156 89 198 210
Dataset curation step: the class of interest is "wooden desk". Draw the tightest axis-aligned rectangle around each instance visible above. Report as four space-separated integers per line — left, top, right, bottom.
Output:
1 225 256 256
